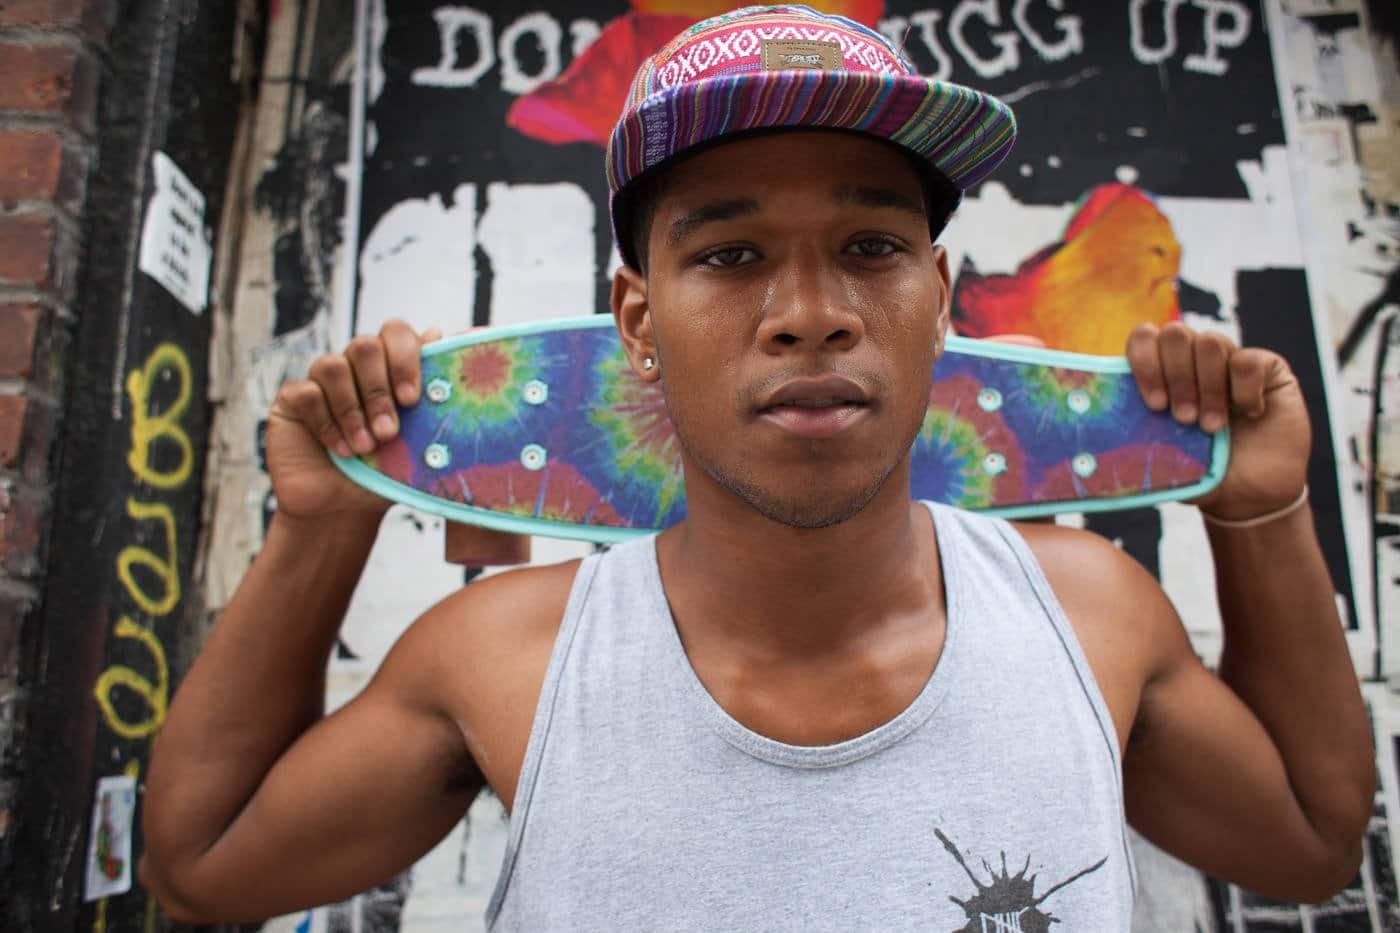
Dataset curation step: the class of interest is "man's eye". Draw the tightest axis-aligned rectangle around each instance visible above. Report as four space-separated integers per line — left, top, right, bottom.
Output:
701 246 757 267
848 238 899 257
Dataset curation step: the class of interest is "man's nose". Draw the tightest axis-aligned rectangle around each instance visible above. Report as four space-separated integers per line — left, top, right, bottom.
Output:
756 254 864 353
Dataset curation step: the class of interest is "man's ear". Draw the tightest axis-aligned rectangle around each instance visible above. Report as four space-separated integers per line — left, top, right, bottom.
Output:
931 244 952 349
611 264 660 381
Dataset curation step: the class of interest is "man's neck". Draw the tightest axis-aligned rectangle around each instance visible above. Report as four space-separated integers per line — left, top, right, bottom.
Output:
655 471 942 658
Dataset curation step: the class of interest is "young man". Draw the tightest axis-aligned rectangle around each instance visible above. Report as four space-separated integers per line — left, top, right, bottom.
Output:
142 5 1373 929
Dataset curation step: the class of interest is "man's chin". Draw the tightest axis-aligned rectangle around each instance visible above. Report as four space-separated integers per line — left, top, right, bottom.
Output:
719 472 893 531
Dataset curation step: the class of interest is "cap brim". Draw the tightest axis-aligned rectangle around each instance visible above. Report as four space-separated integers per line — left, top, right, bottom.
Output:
607 70 1016 196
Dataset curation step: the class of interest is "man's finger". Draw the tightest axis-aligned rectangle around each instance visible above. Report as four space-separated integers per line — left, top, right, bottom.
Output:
1125 323 1167 411
346 335 398 442
1193 332 1233 434
380 320 425 406
309 353 375 454
1159 323 1199 424
1228 348 1271 419
277 379 351 459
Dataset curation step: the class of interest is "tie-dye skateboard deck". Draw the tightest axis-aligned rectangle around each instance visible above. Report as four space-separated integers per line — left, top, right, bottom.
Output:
331 317 1228 544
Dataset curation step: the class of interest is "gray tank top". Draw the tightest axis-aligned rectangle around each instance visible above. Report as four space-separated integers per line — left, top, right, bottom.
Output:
487 502 1135 931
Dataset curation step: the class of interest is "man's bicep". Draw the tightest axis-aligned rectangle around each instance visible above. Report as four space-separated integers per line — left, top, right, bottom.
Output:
152 606 482 922
1123 639 1346 899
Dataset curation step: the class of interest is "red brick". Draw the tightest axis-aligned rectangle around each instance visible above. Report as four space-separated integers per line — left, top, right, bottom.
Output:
0 0 114 42
0 485 45 578
0 306 40 380
0 215 52 288
0 131 59 202
0 131 85 210
0 396 25 469
0 43 98 132
0 0 85 27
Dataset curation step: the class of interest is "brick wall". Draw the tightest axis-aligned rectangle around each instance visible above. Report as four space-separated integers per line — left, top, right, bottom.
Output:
0 0 112 857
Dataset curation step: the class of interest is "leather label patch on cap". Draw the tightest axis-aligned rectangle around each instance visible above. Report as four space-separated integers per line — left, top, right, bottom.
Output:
761 39 842 72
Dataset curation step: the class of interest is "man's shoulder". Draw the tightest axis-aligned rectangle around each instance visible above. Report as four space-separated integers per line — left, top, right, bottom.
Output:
1010 519 1180 659
1007 518 1127 569
381 557 584 712
417 557 583 658
1007 518 1170 615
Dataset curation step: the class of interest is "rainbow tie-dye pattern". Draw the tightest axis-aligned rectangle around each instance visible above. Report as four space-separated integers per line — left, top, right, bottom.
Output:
343 318 1225 543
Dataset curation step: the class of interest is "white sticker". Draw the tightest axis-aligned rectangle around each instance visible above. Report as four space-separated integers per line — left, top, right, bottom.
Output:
84 774 136 901
138 152 211 314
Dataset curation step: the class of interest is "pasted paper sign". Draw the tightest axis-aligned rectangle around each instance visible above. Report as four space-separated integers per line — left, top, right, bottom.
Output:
84 774 136 901
138 151 211 314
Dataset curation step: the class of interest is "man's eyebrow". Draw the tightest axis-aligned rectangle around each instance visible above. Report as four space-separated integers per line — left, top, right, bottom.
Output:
832 185 926 220
667 197 760 247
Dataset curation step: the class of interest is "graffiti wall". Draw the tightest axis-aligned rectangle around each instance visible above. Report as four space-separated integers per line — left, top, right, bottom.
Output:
197 0 1400 930
8 0 246 927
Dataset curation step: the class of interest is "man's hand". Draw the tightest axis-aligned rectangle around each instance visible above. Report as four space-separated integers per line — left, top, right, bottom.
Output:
267 320 440 521
1125 322 1311 522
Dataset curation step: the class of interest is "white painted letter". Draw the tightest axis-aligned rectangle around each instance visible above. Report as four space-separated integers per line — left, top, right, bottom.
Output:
949 0 1021 80
1183 0 1250 76
908 10 955 80
477 183 597 324
1013 0 1083 62
412 7 495 88
1129 0 1186 66
876 15 910 56
357 185 478 337
498 12 563 95
570 18 601 59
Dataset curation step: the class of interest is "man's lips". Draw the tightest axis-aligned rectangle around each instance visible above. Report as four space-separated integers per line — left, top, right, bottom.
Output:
756 376 871 439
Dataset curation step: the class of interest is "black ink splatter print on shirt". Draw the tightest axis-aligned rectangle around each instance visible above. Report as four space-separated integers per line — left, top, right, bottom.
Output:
935 828 1107 932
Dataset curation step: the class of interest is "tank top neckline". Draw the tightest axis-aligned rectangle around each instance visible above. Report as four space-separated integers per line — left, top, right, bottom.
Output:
639 501 964 769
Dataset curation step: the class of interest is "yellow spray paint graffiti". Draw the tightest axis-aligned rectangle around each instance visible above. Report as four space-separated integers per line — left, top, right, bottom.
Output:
91 341 196 917
92 617 169 740
115 499 180 617
95 344 192 737
125 343 193 490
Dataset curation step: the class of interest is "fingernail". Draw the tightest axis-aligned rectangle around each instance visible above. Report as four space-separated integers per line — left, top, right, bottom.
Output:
397 382 417 404
1147 390 1167 410
334 440 352 458
353 429 374 452
1201 413 1224 433
373 414 396 438
1175 403 1197 422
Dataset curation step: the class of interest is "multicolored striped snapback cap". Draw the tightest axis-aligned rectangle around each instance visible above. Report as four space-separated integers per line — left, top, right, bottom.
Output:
606 4 1017 268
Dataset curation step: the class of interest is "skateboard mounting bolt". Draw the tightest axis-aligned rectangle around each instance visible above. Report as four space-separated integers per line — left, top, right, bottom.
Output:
982 452 1007 476
424 443 451 470
520 444 547 471
1066 389 1091 415
523 380 549 405
425 379 452 404
1072 452 1097 477
976 388 1003 412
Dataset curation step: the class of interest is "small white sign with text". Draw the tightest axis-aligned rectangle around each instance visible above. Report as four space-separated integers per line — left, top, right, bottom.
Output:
138 151 211 314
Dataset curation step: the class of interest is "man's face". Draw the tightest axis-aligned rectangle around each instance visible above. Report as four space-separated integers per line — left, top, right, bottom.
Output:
614 131 951 529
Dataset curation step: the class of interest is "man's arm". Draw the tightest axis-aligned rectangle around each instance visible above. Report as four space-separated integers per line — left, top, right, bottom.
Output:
1123 500 1372 902
1028 322 1373 903
140 511 481 921
139 321 560 922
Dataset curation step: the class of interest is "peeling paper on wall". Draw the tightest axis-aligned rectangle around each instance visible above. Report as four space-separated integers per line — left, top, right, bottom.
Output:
83 775 136 901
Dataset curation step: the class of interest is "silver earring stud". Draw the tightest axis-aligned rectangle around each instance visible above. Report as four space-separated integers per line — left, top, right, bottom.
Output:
643 357 655 371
